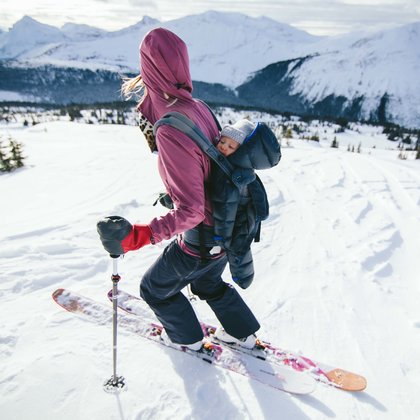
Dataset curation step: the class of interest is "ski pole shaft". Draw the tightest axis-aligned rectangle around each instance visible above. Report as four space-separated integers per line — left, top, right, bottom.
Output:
111 256 120 380
103 255 126 393
187 284 197 302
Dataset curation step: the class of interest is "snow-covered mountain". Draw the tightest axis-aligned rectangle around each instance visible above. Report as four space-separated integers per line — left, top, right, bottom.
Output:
0 12 318 84
238 22 420 128
0 16 67 59
60 23 108 41
286 23 420 129
165 11 319 86
0 12 419 128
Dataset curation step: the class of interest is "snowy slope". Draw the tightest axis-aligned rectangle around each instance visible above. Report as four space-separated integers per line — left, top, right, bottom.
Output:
0 117 419 419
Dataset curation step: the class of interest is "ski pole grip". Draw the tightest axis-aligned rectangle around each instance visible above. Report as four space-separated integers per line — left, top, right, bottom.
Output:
111 257 119 279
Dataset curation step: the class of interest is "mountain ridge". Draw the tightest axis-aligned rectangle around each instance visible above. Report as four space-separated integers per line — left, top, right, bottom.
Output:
0 12 419 128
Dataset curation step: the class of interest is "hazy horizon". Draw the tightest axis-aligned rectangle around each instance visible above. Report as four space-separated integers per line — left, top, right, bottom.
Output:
1 0 419 36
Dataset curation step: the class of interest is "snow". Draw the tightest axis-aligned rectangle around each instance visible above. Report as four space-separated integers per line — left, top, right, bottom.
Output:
0 115 420 419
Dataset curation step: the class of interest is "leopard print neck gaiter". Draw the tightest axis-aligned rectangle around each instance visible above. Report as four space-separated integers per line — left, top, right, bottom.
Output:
138 113 158 153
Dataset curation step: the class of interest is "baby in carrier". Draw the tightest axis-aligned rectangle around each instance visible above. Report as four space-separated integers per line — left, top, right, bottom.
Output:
217 119 256 157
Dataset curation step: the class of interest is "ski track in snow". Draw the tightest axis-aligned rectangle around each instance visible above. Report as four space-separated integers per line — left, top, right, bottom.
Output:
0 121 419 419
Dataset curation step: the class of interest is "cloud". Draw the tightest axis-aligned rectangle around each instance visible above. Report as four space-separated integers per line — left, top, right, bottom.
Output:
0 0 419 35
339 0 413 4
128 0 157 5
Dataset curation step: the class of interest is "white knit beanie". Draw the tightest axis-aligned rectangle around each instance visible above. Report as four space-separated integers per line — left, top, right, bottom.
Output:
220 119 256 145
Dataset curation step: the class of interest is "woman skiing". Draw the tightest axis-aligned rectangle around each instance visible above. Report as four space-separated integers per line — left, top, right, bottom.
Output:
97 27 260 351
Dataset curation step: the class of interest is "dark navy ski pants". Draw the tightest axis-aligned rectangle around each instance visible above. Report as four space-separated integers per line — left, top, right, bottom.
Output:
140 240 260 345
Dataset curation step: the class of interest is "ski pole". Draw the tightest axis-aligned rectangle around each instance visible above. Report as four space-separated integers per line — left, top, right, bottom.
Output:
187 284 197 302
103 255 126 393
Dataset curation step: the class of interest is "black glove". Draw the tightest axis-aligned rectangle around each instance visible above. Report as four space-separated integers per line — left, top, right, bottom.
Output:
96 216 132 256
153 192 174 209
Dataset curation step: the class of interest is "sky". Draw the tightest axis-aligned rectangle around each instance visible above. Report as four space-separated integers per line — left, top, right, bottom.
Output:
0 0 419 35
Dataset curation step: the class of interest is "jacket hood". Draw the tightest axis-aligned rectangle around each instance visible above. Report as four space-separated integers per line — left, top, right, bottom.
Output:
138 28 193 123
228 123 281 170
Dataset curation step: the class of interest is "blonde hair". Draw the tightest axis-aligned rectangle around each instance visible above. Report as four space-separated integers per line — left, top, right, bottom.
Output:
121 74 146 102
121 74 178 107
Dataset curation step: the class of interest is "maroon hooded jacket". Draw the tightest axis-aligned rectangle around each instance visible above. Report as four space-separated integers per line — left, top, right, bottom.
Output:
138 28 219 245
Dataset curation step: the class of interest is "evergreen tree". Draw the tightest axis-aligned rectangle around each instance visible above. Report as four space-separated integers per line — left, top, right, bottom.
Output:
0 136 26 172
68 107 83 121
117 111 126 125
284 127 293 139
9 139 25 168
402 135 411 146
398 150 407 160
357 142 362 153
310 133 320 142
293 124 301 134
336 117 348 129
0 139 12 172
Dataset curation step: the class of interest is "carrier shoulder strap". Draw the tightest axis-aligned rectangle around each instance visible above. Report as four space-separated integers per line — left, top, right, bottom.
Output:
195 99 222 131
154 111 233 178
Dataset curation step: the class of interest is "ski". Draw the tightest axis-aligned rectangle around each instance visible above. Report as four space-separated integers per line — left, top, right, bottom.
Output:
108 289 367 392
52 288 316 395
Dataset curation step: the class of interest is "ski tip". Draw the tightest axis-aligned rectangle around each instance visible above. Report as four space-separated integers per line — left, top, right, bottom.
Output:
52 288 73 308
52 288 65 301
325 369 367 391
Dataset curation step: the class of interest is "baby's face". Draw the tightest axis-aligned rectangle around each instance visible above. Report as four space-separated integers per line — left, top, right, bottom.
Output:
217 136 240 157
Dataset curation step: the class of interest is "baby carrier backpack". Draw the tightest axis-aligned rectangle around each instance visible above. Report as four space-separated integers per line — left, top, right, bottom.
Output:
154 104 281 288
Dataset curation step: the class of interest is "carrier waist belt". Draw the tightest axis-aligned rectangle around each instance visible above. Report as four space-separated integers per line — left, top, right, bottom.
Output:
183 225 217 248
